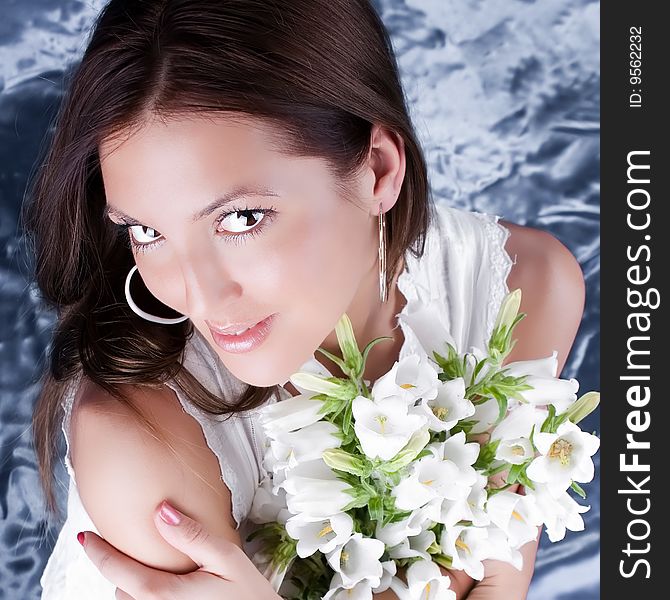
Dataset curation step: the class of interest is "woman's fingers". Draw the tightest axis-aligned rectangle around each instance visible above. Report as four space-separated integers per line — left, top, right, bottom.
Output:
153 500 253 580
115 588 135 600
80 531 168 599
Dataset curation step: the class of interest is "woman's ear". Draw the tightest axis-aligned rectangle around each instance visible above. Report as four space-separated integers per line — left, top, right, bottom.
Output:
364 123 407 216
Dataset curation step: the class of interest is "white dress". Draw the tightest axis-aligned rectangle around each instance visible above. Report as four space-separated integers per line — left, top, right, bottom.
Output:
39 203 514 598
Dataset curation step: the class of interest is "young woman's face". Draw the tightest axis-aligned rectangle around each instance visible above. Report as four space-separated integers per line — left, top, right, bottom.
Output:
99 114 401 387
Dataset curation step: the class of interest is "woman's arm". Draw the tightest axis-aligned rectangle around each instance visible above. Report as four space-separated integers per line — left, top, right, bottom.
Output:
69 379 242 573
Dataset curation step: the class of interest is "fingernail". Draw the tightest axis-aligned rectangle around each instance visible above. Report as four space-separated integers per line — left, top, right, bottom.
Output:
158 500 182 526
77 531 86 546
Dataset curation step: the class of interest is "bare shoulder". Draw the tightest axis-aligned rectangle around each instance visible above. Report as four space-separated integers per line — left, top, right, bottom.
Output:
69 378 241 573
498 219 586 375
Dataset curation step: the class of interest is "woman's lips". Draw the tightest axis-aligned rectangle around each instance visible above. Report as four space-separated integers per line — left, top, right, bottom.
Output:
208 314 277 354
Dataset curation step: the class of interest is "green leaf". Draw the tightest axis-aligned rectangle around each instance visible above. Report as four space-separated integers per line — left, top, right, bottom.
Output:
487 483 514 497
474 438 501 470
314 346 348 373
433 553 453 570
361 336 394 376
505 463 524 485
369 496 384 522
484 462 510 477
322 448 371 477
516 470 536 491
570 481 587 499
540 404 557 433
342 401 353 435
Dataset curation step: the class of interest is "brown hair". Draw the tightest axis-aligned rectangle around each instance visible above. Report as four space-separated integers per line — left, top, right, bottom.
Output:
22 0 434 514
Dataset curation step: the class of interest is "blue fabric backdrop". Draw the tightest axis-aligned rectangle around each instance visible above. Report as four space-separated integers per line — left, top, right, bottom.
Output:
0 1 600 598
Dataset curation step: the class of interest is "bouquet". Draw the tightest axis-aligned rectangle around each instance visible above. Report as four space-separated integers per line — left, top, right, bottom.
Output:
247 289 600 600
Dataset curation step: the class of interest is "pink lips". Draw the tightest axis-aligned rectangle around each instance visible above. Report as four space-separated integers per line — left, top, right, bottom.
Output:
208 314 277 354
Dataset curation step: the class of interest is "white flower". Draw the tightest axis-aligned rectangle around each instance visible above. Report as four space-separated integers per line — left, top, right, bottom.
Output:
285 512 354 558
280 460 354 518
257 393 325 439
392 453 474 510
371 354 440 405
469 397 500 434
526 483 591 542
526 421 600 496
491 403 548 442
393 432 479 511
412 377 475 433
482 525 524 570
248 474 291 525
375 508 429 548
431 431 480 472
323 573 375 600
439 525 491 581
388 559 456 600
352 394 427 461
387 527 436 561
397 299 458 362
425 472 490 528
372 560 397 594
269 420 341 473
518 375 580 413
495 437 535 465
485 491 542 548
504 351 559 379
325 532 385 589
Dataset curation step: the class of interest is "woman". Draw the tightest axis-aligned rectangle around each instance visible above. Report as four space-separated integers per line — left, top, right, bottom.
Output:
25 0 586 598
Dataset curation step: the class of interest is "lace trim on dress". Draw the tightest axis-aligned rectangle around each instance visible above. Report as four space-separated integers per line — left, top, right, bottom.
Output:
471 212 515 342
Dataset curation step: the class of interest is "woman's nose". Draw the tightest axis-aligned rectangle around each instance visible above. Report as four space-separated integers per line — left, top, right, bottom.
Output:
178 254 242 320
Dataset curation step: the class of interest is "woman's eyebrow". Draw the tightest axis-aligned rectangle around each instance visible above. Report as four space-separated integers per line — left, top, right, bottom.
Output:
104 186 281 225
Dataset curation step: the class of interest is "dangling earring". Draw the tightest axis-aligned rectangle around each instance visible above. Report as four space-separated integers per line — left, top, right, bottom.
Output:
124 265 189 325
378 201 388 304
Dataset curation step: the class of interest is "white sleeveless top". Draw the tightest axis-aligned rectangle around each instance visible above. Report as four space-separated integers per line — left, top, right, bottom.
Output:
39 203 514 598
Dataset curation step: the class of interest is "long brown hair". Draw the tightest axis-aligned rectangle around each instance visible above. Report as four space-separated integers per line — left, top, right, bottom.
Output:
21 0 435 514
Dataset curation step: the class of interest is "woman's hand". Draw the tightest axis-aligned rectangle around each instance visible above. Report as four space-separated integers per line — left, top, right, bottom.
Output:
466 484 541 600
79 500 281 600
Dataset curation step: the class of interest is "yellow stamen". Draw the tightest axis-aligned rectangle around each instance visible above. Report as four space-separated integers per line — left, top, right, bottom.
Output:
340 551 349 568
424 582 432 599
375 415 387 434
511 510 524 522
400 383 416 389
421 479 435 486
511 445 525 456
318 523 334 538
548 438 573 466
432 406 449 420
455 538 471 554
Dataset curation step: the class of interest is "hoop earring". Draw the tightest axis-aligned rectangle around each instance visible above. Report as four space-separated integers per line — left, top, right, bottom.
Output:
378 201 388 304
124 265 189 325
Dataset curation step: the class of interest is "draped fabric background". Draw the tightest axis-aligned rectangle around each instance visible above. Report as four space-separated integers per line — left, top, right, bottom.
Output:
0 1 600 598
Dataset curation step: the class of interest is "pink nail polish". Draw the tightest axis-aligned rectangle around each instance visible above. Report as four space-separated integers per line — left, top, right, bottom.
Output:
77 532 86 546
159 501 182 525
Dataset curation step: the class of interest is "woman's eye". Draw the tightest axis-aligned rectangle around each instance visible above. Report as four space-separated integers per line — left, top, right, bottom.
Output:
217 209 267 234
129 225 162 244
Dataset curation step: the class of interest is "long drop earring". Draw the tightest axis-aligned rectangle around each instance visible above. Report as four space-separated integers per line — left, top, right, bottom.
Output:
378 201 388 304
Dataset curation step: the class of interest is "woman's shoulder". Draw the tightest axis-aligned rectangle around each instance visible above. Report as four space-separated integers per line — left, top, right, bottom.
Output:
499 218 586 374
68 378 242 572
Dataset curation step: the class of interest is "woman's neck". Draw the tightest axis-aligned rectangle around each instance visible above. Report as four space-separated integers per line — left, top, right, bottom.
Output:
285 257 407 396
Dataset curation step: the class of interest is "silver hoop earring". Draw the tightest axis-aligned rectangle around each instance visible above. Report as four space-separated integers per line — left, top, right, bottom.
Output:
124 265 189 325
378 202 388 304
